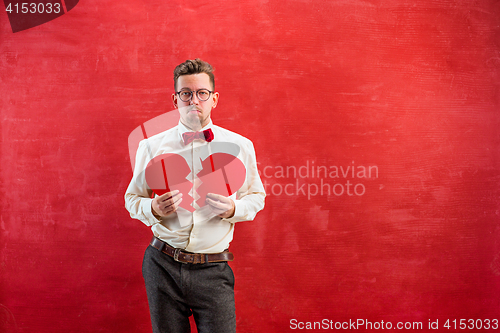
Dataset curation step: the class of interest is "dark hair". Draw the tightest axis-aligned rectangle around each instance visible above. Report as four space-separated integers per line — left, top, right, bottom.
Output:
173 58 215 91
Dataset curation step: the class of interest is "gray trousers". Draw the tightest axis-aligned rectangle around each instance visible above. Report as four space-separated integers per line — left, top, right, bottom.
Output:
142 244 236 333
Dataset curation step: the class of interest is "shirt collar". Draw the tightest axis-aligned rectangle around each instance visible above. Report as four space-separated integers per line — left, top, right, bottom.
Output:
177 120 214 140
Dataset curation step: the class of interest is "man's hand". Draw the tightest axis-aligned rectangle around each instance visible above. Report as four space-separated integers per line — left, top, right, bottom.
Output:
151 190 182 218
206 193 235 218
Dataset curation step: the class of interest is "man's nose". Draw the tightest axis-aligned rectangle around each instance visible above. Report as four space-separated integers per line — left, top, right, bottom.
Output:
190 93 200 104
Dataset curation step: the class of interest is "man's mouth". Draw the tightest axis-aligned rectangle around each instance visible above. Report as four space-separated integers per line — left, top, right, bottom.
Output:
187 106 201 113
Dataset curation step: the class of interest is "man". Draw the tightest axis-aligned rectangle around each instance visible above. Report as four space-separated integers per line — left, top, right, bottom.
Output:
125 58 266 333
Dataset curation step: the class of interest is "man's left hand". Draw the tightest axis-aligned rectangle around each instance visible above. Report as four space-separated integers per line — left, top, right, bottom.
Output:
206 193 235 218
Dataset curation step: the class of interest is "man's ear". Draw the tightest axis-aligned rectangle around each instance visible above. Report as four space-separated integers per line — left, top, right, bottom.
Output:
172 93 178 109
212 92 220 108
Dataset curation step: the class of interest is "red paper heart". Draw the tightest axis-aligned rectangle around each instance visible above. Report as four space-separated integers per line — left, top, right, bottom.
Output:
144 153 194 212
4 0 79 33
144 152 246 212
195 153 246 208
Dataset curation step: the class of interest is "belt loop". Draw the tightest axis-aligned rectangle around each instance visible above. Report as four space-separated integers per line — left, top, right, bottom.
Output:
205 254 209 264
152 237 165 252
158 240 165 252
173 248 181 262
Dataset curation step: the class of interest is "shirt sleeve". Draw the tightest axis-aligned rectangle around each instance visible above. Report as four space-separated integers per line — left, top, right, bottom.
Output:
124 139 161 227
224 140 266 223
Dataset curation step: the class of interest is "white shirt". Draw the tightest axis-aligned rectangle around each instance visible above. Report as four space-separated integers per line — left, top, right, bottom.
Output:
125 120 266 253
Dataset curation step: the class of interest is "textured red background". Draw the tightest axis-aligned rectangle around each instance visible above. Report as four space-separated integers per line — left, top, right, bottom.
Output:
1 1 499 332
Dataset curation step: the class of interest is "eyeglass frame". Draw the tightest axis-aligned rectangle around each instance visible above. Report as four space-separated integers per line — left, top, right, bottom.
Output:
175 88 215 102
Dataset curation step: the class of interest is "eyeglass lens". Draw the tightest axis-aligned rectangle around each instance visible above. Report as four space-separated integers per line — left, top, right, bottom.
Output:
178 89 211 102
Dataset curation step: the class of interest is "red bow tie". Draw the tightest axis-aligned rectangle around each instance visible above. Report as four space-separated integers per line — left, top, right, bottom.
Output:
182 128 214 145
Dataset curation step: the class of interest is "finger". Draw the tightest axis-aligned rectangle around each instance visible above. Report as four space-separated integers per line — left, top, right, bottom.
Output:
172 197 182 210
168 192 183 205
167 195 183 208
159 193 182 207
159 190 179 199
206 198 227 211
206 197 219 207
207 196 231 209
206 198 230 211
163 198 182 214
159 190 180 201
162 195 182 211
206 193 226 202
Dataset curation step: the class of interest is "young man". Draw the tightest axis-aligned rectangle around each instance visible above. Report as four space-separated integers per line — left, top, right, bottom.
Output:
125 59 266 333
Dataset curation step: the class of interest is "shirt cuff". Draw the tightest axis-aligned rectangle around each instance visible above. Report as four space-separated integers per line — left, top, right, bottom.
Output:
142 198 161 226
225 199 245 223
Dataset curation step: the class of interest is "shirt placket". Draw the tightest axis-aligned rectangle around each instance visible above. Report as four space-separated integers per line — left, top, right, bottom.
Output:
187 140 204 248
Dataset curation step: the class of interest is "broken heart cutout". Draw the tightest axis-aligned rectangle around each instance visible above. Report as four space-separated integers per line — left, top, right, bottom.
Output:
144 152 246 212
144 153 193 212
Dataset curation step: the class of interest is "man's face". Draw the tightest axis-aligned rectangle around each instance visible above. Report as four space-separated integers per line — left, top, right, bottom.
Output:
172 73 219 131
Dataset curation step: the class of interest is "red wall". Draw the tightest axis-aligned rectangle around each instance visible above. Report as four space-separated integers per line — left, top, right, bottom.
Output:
1 1 499 332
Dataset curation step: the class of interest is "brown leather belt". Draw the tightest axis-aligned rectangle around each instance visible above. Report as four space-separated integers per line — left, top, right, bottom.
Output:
149 237 234 264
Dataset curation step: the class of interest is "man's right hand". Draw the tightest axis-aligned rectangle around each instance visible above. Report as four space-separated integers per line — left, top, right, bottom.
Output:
151 190 183 217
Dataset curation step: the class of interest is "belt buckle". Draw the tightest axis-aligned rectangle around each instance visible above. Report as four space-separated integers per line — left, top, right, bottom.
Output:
173 248 182 263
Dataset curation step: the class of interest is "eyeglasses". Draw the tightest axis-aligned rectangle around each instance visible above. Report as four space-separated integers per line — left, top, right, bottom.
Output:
176 89 214 102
